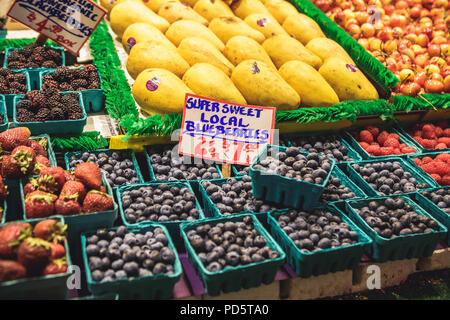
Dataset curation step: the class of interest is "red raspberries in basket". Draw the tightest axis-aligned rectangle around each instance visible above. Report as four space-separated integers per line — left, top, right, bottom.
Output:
413 153 450 186
408 121 450 150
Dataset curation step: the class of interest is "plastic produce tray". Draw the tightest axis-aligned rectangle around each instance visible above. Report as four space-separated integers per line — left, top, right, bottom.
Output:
406 151 450 187
396 122 450 154
0 216 72 299
268 205 372 277
345 157 438 197
180 213 286 296
344 127 421 160
345 196 447 262
39 66 105 112
413 186 450 245
64 148 144 192
249 145 335 210
0 70 32 115
82 223 182 299
13 91 87 135
117 181 205 247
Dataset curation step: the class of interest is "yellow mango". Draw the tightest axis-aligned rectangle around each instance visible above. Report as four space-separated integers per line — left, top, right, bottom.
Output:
244 13 287 38
110 1 170 37
306 38 355 64
158 1 208 25
193 0 235 22
230 0 275 20
224 36 276 69
142 0 178 12
279 60 339 107
319 57 379 101
183 63 247 104
165 20 225 51
209 16 265 44
122 23 175 53
282 14 325 45
132 68 194 114
100 0 117 12
265 0 299 24
231 60 300 110
126 41 189 79
177 37 234 76
262 35 322 69
182 0 201 6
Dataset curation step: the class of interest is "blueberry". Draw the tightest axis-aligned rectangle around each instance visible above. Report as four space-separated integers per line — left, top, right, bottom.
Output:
123 262 139 276
91 270 104 282
153 262 166 275
111 259 124 270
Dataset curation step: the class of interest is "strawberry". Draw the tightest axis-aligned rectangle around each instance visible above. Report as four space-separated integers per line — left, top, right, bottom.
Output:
25 191 57 219
0 155 21 178
27 139 48 157
377 131 389 145
365 126 379 137
33 219 67 243
17 237 51 275
23 180 37 195
60 180 86 203
0 127 31 152
99 186 107 194
11 146 36 175
63 170 75 182
0 177 8 201
49 242 66 260
0 260 27 282
82 190 114 213
0 222 32 259
359 130 374 143
384 138 400 148
42 257 67 276
401 147 416 154
75 162 102 190
55 198 82 216
40 167 66 191
34 174 59 194
359 141 370 150
34 155 51 173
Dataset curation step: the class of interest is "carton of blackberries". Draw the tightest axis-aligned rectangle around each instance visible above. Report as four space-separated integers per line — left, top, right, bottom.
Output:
82 224 181 299
4 44 64 70
180 214 285 296
268 206 372 277
345 196 447 262
249 145 335 210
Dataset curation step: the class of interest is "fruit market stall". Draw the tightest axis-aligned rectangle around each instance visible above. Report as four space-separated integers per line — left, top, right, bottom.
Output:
0 0 449 300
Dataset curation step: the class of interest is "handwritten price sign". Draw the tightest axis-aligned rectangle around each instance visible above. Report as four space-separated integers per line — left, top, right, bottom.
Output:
179 94 275 166
7 0 106 55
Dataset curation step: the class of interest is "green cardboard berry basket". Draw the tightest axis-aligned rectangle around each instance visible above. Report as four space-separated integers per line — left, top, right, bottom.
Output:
117 181 206 248
406 151 450 187
180 213 286 296
13 91 87 135
0 95 8 133
20 170 118 251
39 66 105 112
0 216 73 299
3 46 66 90
64 148 144 193
345 157 439 197
267 205 372 278
413 186 450 245
344 195 447 262
0 70 32 115
249 144 336 210
0 29 6 39
144 144 223 185
344 127 421 160
82 223 182 299
0 199 7 224
396 121 450 154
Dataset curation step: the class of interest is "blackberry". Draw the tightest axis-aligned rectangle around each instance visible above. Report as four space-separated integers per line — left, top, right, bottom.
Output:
16 109 34 122
42 61 58 69
42 74 54 82
7 61 26 69
89 72 100 82
9 82 27 93
20 44 35 58
50 107 65 120
5 74 16 83
59 83 73 91
61 95 78 106
35 108 52 122
42 80 60 91
69 112 83 120
66 104 83 116
0 84 9 94
0 69 12 77
88 81 101 89
43 87 60 99
84 64 97 72
25 90 41 101
7 50 23 62
16 99 33 110
52 67 72 82
77 70 90 79
31 54 44 64
48 100 65 110
47 49 62 64
28 62 40 68
72 79 88 90
14 73 27 84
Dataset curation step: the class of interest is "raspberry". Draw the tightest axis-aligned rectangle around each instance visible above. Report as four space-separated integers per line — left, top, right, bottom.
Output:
387 133 399 140
430 174 442 184
377 131 389 145
359 142 370 150
436 120 448 129
401 147 416 154
440 175 450 186
359 130 374 143
384 138 400 148
435 126 444 137
413 130 422 137
422 124 434 133
421 162 437 174
414 158 422 166
436 143 447 149
379 147 394 156
422 130 436 140
413 136 423 145
437 137 450 147
366 145 380 156
365 126 379 137
399 143 406 149
393 148 402 155
444 128 450 137
422 157 434 164
435 153 450 162
421 139 437 149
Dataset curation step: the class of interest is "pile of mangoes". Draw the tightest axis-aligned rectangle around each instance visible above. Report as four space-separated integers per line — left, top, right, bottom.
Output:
102 0 379 115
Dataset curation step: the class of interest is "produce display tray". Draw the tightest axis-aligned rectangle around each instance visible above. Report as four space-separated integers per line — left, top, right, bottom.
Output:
180 213 286 296
406 151 450 187
396 122 450 154
0 70 31 115
345 195 447 262
0 216 73 299
82 223 182 299
249 144 336 210
268 205 372 278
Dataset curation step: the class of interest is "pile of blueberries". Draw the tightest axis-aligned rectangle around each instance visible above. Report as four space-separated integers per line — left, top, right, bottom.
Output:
121 184 201 224
253 147 333 185
421 188 450 215
85 226 176 282
352 161 430 195
352 198 441 239
320 174 358 202
148 146 221 181
68 151 140 188
233 165 250 176
201 175 279 216
276 209 359 252
280 135 355 162
185 215 280 272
